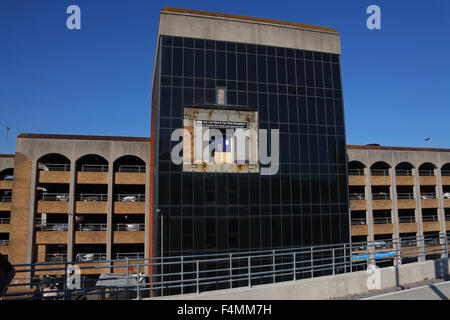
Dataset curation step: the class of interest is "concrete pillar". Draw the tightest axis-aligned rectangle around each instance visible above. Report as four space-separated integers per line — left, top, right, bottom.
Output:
365 167 373 242
26 160 37 265
106 162 114 270
144 161 151 276
390 167 399 266
67 159 76 262
436 165 447 258
413 167 425 261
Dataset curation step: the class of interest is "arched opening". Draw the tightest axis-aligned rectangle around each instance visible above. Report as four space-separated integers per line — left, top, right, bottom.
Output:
348 161 365 176
113 155 145 173
441 163 450 177
370 161 391 176
38 153 70 171
0 168 13 180
418 162 436 176
76 154 108 172
395 162 414 176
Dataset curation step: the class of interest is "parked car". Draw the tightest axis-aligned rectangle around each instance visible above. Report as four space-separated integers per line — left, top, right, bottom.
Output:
56 194 69 201
3 175 13 181
83 196 100 202
51 224 68 231
121 196 136 202
443 192 450 199
374 241 387 249
76 253 95 262
125 223 142 231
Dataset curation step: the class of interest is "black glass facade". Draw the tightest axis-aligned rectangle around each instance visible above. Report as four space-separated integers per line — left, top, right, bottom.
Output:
154 35 349 260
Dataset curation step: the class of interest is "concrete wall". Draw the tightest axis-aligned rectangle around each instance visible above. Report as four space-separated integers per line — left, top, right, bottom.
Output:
158 9 341 54
152 258 450 300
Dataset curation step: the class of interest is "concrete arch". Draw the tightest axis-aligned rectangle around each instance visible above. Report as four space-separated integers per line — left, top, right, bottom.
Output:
370 161 392 170
348 160 366 169
0 168 13 180
395 161 415 170
75 154 109 172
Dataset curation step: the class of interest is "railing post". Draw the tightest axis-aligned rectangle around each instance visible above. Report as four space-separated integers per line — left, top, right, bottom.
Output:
229 253 232 289
248 256 251 287
136 264 141 300
445 235 449 259
349 243 353 272
332 249 335 276
293 252 297 281
272 250 275 283
310 247 313 278
181 256 184 295
196 261 200 294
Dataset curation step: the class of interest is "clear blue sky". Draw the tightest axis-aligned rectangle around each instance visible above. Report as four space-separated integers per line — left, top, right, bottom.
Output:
1 0 449 153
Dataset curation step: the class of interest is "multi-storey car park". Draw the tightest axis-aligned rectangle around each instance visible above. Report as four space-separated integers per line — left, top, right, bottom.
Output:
0 8 448 299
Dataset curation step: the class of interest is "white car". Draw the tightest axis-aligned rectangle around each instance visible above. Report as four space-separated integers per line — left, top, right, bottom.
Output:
122 196 136 202
443 192 450 199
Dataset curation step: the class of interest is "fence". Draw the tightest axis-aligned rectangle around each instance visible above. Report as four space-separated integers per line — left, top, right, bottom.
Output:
3 234 449 300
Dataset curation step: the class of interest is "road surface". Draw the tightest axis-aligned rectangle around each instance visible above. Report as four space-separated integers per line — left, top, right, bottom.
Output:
362 280 450 300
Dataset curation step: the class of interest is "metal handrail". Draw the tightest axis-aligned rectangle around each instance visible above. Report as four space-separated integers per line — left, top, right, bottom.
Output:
114 223 145 231
117 165 146 173
0 218 10 224
39 163 71 171
39 193 69 201
441 170 450 176
348 169 364 176
398 216 416 223
371 169 389 176
349 193 365 200
397 193 414 199
37 223 68 231
372 193 390 200
373 217 392 224
5 234 449 300
420 193 436 199
115 194 145 202
0 239 8 246
76 194 108 202
45 253 68 262
395 170 413 176
422 215 440 222
80 164 108 172
76 223 108 231
115 252 145 259
0 195 12 202
419 170 435 176
350 218 366 225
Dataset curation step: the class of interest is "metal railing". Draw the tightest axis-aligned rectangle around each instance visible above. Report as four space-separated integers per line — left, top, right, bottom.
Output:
46 253 68 262
441 170 450 176
76 224 107 231
114 223 145 231
395 170 413 176
37 223 68 231
114 252 145 260
371 169 389 176
39 163 71 171
372 193 390 200
117 165 146 173
0 195 12 202
419 170 435 176
80 164 108 172
115 194 145 202
420 193 436 199
349 193 365 200
398 216 416 223
0 239 8 246
4 234 449 300
397 193 415 199
348 169 364 176
0 218 10 224
76 194 108 202
373 217 392 224
422 215 440 222
350 218 366 225
75 253 107 262
39 193 69 201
